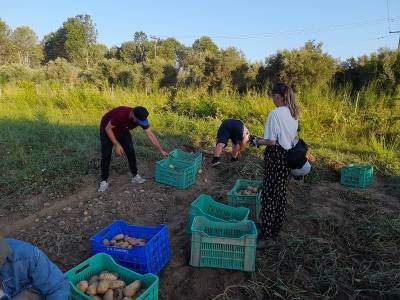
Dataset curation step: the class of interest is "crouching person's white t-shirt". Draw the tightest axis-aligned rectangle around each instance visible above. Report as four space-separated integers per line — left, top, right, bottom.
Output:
264 106 298 150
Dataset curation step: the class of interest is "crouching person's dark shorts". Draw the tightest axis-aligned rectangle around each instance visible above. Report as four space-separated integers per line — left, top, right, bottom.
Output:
216 119 244 145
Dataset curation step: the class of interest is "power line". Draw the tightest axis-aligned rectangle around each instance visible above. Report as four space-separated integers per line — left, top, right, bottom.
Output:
386 0 400 51
387 0 392 32
155 16 400 41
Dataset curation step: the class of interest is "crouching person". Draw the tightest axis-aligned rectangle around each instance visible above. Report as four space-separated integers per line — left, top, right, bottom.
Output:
0 237 70 300
211 118 250 167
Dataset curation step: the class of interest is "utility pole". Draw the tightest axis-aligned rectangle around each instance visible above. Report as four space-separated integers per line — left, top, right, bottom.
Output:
150 35 161 59
389 30 400 52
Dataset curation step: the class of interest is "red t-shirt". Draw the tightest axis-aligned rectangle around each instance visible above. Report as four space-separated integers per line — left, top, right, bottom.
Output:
100 106 150 136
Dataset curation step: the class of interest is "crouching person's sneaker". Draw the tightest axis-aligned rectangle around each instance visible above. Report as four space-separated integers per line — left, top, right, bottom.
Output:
211 157 221 167
98 181 108 193
132 174 146 184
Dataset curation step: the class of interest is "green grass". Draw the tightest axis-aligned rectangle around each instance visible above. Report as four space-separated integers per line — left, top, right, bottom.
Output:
0 81 399 207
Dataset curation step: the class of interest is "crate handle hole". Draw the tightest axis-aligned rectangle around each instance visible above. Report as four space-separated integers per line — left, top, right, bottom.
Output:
75 263 90 275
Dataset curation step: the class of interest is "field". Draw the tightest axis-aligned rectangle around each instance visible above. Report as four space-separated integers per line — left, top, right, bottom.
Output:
1 82 400 299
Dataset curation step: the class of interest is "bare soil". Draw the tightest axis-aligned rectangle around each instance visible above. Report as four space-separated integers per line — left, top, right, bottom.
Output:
1 155 399 299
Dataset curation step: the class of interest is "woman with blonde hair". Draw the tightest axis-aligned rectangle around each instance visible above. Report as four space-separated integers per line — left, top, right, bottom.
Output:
250 82 300 249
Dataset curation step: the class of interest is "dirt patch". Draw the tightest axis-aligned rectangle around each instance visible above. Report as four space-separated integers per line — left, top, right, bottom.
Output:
1 156 399 299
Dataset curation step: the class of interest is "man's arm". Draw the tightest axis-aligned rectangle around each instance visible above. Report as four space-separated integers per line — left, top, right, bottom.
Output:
144 128 168 158
29 247 70 300
105 121 124 156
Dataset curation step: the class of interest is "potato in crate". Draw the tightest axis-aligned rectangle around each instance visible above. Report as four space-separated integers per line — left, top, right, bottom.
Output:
155 158 197 189
169 148 202 171
65 253 158 300
190 216 258 272
227 179 262 222
187 194 250 233
90 220 170 274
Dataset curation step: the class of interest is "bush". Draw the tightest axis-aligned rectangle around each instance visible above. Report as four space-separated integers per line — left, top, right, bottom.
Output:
45 58 80 83
0 64 43 83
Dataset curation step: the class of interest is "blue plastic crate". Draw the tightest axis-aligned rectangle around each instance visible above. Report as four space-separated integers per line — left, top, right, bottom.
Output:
90 220 170 274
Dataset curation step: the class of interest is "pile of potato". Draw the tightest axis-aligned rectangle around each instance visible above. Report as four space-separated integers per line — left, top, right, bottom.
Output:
76 271 142 300
235 185 260 195
102 234 146 249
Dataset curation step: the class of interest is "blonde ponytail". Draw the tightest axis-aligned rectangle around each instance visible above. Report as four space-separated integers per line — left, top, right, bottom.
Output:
271 83 300 119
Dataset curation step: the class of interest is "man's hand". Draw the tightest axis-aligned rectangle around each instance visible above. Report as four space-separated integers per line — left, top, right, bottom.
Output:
115 144 124 156
160 149 168 158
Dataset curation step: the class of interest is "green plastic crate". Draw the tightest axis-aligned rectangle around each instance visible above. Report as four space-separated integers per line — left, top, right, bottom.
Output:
187 194 250 233
155 158 197 189
169 148 202 171
341 164 373 188
227 179 262 222
65 253 159 300
190 216 257 272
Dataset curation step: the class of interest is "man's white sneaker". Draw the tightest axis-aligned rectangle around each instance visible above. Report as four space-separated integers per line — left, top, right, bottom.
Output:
98 181 108 192
132 174 146 184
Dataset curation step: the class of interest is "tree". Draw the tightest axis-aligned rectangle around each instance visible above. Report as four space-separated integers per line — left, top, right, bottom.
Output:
63 14 98 66
43 29 67 62
43 14 98 67
0 19 18 65
11 26 42 66
119 41 136 63
156 38 183 63
132 31 152 63
192 36 218 54
338 48 400 95
264 40 337 90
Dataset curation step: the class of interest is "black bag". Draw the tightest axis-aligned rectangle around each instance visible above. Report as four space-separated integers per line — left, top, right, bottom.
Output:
286 138 308 169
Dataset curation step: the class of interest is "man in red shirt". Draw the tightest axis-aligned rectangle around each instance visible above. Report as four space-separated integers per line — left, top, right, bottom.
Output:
98 106 168 192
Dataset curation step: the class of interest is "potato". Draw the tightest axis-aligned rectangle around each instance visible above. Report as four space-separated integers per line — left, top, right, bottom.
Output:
86 282 98 295
110 239 117 245
111 272 119 279
123 280 141 297
109 280 126 289
89 275 99 285
114 241 123 247
76 280 88 292
114 288 124 300
126 237 139 245
121 242 130 248
97 279 111 294
103 289 113 300
113 234 125 241
102 239 110 246
100 272 118 281
122 297 133 300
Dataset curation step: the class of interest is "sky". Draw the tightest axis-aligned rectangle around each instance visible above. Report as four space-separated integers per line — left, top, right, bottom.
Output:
1 0 400 62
